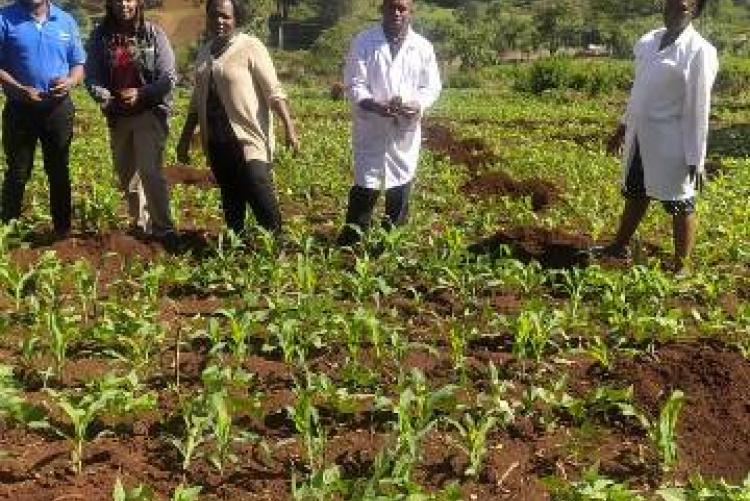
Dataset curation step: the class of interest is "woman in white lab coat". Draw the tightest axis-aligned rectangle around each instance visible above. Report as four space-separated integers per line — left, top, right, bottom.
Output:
593 0 718 273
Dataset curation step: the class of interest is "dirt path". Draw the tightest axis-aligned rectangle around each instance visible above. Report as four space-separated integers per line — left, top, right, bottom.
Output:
148 0 205 47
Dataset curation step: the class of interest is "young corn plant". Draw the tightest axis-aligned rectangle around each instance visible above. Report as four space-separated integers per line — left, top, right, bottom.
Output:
0 364 48 430
548 464 645 500
447 322 473 384
71 261 99 324
656 473 750 500
112 477 155 501
170 394 212 472
201 364 264 474
43 307 76 376
477 362 516 425
287 372 329 476
650 390 686 472
445 410 499 478
511 306 561 365
49 373 156 475
48 389 109 475
373 369 458 486
345 254 392 306
293 237 318 296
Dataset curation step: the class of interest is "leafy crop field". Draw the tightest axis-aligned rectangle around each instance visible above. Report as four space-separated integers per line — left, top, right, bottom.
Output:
0 86 749 500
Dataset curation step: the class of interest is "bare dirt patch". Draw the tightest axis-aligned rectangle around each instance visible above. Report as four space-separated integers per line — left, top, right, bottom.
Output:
423 123 499 171
423 123 561 210
164 165 216 188
461 172 560 211
615 340 750 482
468 226 593 269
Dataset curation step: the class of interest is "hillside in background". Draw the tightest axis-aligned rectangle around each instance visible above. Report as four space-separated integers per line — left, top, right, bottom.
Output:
66 0 750 78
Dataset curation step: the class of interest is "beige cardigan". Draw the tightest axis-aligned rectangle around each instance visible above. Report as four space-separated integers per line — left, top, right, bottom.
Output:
190 33 287 163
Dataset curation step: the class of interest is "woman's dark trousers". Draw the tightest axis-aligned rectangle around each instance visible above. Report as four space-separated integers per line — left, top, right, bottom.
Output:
207 139 282 235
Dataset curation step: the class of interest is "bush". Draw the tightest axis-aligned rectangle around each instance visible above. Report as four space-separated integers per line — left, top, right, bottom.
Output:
715 55 750 94
514 57 632 95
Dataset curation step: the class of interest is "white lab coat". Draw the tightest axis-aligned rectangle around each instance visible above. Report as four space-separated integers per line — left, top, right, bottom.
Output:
621 24 718 201
344 25 442 189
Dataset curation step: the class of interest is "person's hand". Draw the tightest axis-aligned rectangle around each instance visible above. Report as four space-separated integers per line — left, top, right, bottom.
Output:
16 85 43 104
100 97 112 113
118 88 140 108
689 165 705 193
286 129 301 155
48 77 72 98
176 138 191 165
606 124 626 156
396 101 420 119
360 98 396 118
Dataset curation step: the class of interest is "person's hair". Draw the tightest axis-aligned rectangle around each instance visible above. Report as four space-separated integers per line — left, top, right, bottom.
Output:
694 0 708 17
206 0 248 26
101 0 147 37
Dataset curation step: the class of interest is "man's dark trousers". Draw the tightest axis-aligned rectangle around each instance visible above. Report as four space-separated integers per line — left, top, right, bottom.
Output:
338 182 412 245
1 97 74 233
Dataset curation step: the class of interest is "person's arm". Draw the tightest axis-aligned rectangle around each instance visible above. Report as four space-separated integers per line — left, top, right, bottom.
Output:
343 33 393 117
84 28 113 107
249 37 300 153
49 16 85 98
270 98 300 154
0 69 42 102
49 64 83 97
409 42 442 116
682 46 719 181
176 110 198 164
0 15 41 102
134 25 176 108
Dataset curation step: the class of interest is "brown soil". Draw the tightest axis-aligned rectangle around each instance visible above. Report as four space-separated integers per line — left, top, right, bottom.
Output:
422 122 499 171
469 226 593 269
615 341 750 482
422 123 561 210
12 232 163 266
461 172 560 211
164 165 216 188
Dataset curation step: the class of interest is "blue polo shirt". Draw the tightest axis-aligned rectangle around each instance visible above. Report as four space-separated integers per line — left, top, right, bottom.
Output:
0 2 86 93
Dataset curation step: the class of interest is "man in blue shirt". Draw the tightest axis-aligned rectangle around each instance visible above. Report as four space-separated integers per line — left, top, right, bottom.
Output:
0 0 85 237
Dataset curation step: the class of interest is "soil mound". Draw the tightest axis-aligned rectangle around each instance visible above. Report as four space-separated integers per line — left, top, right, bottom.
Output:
37 233 162 263
422 123 560 210
423 123 498 170
615 341 750 482
164 165 216 187
469 226 592 269
12 230 213 268
461 172 559 211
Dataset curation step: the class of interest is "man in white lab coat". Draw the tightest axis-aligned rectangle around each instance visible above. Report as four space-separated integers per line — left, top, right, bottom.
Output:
593 0 718 273
337 0 442 246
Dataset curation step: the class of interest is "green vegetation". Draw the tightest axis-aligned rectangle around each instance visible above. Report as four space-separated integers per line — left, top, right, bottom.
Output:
0 58 748 498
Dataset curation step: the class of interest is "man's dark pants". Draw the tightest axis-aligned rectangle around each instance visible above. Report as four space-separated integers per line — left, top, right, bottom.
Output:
1 97 74 233
338 182 412 245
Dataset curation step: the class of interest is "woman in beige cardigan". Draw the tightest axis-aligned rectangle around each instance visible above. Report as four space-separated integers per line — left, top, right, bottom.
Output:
176 0 299 236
